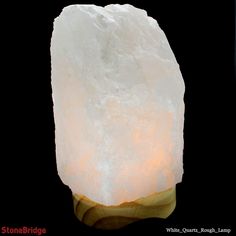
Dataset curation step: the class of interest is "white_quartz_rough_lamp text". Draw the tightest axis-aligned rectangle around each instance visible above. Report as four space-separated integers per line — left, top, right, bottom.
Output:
51 4 185 229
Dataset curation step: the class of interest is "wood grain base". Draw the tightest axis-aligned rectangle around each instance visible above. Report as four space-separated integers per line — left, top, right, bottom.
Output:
73 187 176 230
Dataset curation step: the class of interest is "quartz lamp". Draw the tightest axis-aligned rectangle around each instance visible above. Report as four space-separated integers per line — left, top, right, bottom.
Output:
51 4 185 230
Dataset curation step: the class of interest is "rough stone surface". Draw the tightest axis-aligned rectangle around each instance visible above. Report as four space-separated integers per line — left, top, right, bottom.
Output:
51 4 185 206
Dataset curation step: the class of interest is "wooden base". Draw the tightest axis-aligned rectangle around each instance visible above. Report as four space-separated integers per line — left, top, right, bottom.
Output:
73 187 176 230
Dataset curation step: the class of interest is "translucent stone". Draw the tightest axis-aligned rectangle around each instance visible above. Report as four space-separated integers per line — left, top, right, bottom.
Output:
51 4 185 206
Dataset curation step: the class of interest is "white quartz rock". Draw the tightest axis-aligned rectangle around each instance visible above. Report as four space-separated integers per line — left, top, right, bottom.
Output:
51 4 185 206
